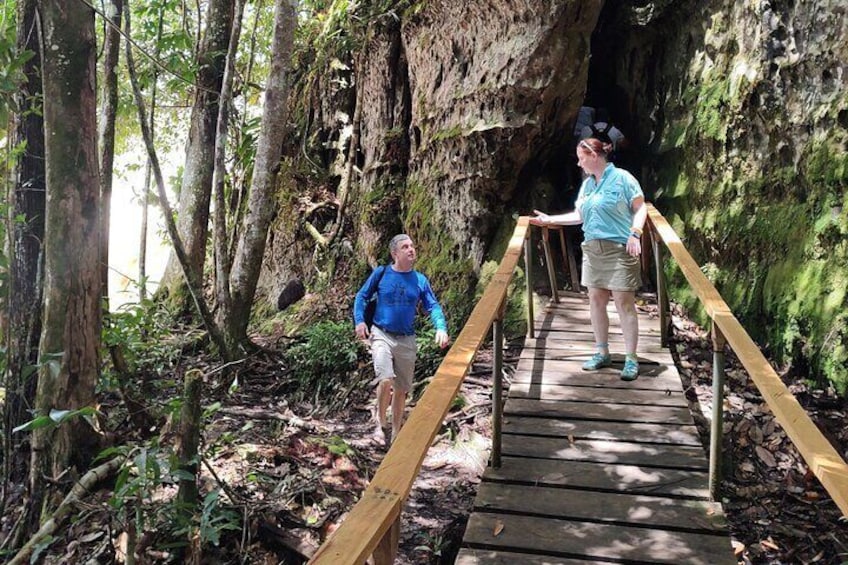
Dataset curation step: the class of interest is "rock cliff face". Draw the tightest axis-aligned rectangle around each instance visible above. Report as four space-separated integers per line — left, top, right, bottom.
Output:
348 0 603 302
593 0 848 390
263 0 847 390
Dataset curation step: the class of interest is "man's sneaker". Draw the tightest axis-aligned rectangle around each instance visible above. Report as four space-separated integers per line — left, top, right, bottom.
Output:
620 358 639 381
582 353 612 371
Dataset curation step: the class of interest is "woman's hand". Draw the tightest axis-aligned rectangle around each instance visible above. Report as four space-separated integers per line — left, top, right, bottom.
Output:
626 234 642 257
530 209 551 226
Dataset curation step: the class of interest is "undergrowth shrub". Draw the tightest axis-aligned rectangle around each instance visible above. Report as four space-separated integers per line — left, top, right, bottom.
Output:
283 320 364 411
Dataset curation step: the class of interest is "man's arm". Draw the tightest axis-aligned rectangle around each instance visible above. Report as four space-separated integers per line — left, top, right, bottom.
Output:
419 275 450 348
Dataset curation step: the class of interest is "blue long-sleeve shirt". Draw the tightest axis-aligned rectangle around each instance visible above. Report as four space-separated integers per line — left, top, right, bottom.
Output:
353 266 447 336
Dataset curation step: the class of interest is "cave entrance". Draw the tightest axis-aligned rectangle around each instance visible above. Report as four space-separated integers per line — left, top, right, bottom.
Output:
583 1 644 183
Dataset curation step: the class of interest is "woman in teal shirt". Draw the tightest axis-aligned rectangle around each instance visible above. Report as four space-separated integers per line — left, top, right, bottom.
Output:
531 137 647 381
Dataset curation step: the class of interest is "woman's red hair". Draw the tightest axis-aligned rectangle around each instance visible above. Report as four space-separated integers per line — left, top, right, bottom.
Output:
578 138 613 157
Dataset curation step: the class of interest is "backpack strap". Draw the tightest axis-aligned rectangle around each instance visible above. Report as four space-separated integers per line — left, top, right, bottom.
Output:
590 122 613 137
368 265 387 298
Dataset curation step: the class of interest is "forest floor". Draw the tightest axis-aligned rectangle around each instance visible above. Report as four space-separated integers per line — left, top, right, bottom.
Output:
3 300 848 564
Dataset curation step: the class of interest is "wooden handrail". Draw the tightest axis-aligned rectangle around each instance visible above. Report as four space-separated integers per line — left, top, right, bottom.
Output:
309 217 531 564
647 203 848 516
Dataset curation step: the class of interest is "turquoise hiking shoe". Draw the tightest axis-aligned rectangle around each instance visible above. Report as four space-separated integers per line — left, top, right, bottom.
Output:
582 353 612 371
620 358 639 381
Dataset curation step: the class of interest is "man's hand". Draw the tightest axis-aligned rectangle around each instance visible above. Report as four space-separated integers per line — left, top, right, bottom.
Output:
355 322 370 340
435 330 450 349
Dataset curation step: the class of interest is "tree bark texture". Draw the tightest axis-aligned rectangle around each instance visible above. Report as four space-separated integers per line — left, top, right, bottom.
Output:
160 0 235 303
31 0 102 492
226 0 296 344
175 369 202 515
5 0 45 491
98 0 123 308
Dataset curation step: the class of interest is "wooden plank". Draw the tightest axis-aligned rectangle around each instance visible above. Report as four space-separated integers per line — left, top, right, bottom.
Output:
473 483 727 531
501 416 702 446
510 359 683 389
536 318 660 339
507 381 686 406
456 548 605 564
483 455 710 498
648 205 848 516
504 398 694 425
513 356 672 371
463 513 735 565
536 322 661 345
521 339 670 354
501 434 709 470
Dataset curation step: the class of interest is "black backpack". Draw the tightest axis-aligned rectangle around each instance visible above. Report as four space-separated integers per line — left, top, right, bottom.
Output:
363 265 387 328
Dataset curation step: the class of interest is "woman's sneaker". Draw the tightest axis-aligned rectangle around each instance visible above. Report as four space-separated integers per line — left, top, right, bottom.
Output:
582 353 612 371
620 358 639 381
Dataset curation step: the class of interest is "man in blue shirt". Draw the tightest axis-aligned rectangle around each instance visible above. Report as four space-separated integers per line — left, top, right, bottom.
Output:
354 234 450 445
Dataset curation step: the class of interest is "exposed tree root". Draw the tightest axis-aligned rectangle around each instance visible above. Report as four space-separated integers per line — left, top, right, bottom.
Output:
8 456 126 565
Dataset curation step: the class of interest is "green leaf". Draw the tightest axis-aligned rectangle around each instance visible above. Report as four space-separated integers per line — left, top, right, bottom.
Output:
12 415 54 433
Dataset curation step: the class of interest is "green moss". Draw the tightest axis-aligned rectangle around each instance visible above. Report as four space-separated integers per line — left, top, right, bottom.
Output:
402 181 476 330
431 124 463 142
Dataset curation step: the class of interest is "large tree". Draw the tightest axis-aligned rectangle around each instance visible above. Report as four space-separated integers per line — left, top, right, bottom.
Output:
159 0 235 305
221 0 296 353
29 0 102 515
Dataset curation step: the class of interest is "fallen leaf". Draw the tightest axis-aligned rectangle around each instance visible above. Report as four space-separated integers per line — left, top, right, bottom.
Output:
731 540 745 556
493 520 504 536
761 538 780 551
755 445 776 467
79 531 104 543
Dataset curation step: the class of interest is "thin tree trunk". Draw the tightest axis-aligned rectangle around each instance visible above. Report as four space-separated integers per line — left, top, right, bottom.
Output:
98 0 123 311
228 0 263 252
139 9 164 302
226 0 297 344
123 0 231 360
30 0 102 524
213 0 246 358
175 369 202 563
159 0 235 307
4 0 44 502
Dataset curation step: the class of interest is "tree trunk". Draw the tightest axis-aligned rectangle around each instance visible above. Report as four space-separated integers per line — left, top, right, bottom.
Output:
4 0 45 496
138 8 164 302
159 0 235 307
213 0 245 359
98 0 123 310
225 0 296 345
29 0 102 517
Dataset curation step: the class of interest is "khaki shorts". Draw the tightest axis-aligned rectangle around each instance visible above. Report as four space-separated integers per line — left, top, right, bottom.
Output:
581 239 642 291
371 326 417 392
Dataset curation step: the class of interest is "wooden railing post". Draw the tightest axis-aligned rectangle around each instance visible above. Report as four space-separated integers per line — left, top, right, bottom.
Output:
558 227 581 292
372 515 400 565
524 235 534 339
650 224 669 347
541 227 559 303
709 323 727 501
491 300 505 468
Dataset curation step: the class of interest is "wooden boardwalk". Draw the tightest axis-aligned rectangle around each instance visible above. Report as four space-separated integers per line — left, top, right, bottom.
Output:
457 293 736 564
